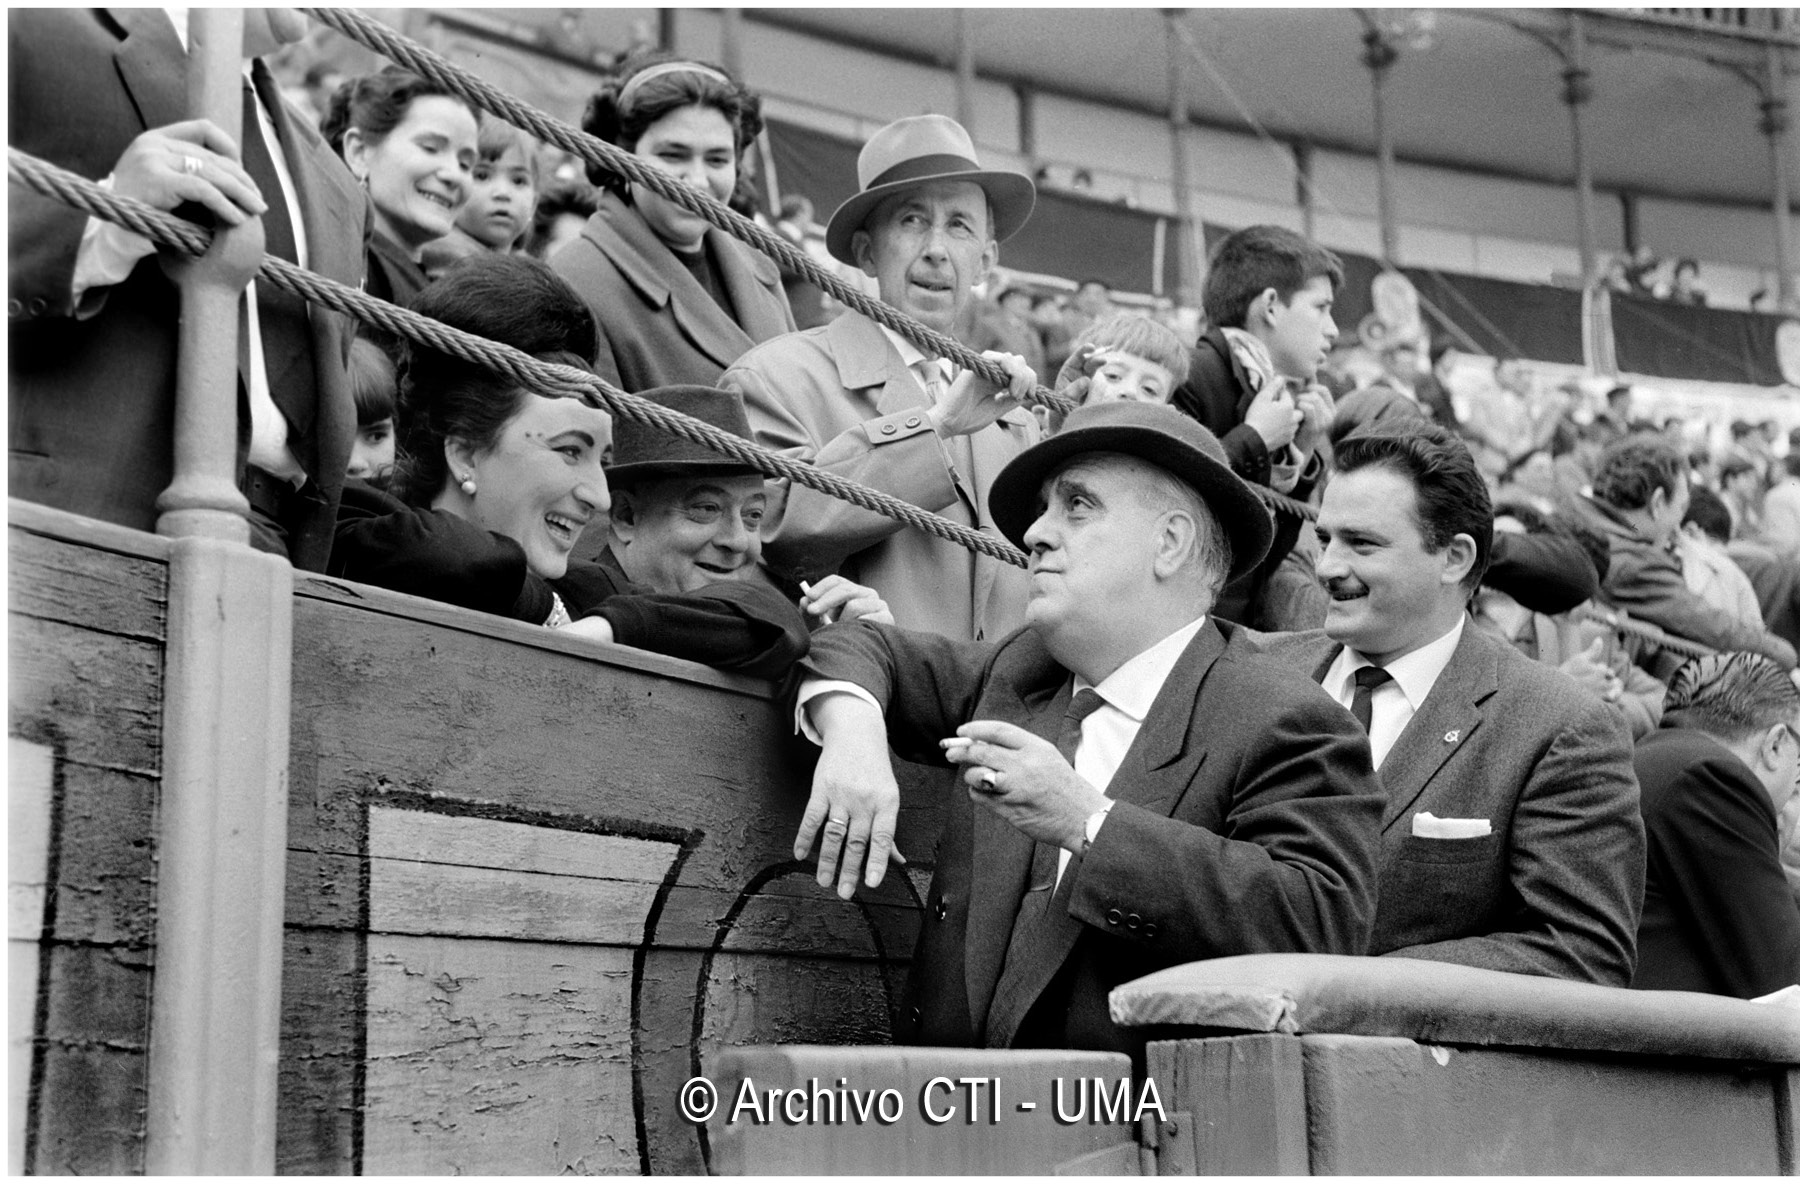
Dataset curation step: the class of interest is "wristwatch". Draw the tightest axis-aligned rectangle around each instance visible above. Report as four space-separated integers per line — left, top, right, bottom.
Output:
1078 804 1113 859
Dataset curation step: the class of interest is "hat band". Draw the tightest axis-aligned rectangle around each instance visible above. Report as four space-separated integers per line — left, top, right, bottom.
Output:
863 153 987 194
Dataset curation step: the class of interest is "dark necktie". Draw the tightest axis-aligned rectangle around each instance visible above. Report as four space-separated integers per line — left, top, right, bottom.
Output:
985 686 1110 1047
1016 689 1109 902
1055 687 1106 767
239 61 318 455
1349 665 1395 734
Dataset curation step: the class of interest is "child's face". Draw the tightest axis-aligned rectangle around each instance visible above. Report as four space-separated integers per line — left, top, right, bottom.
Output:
348 418 396 482
1083 348 1176 406
457 141 536 250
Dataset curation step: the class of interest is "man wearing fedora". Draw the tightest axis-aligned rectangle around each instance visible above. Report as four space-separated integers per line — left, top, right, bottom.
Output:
722 114 1044 644
790 401 1385 1054
597 383 893 629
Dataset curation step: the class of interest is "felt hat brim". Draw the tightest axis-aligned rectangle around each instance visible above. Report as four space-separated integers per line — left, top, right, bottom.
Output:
604 459 761 486
987 403 1276 584
824 169 1036 267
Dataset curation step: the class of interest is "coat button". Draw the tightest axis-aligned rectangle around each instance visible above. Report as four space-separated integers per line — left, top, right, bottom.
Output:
6 299 21 317
905 415 922 428
881 422 897 435
1106 908 1122 926
1143 921 1159 939
910 1006 922 1025
27 297 46 315
1125 912 1142 930
933 895 949 921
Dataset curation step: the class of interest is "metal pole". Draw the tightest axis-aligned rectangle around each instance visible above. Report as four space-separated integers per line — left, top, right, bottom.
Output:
1016 82 1036 162
1164 10 1201 310
1294 140 1316 240
1561 14 1610 374
1363 25 1400 268
144 8 294 1174
1563 14 1599 298
720 6 743 82
954 10 976 133
1762 44 1798 313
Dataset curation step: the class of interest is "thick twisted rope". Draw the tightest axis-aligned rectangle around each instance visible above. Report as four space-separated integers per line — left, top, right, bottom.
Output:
299 6 1320 525
9 147 1744 667
7 146 1031 567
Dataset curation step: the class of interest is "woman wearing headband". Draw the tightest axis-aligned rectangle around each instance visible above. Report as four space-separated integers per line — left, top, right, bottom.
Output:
550 52 794 393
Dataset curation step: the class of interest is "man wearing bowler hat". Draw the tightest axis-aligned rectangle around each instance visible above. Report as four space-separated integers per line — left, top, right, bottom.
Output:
791 401 1385 1054
722 114 1044 644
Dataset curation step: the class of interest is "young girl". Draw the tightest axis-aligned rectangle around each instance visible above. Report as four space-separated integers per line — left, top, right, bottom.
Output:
346 338 398 486
460 120 539 251
422 120 541 277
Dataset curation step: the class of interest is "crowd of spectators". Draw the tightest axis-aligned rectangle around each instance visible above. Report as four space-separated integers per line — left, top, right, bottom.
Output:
9 12 1798 1071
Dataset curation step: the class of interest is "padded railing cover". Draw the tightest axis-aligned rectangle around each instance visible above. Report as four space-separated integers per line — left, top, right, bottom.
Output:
1111 954 1799 1064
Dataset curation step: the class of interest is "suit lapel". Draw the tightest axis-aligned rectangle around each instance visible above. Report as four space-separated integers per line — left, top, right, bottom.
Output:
1105 622 1227 815
587 195 768 373
1377 620 1497 830
709 229 788 343
111 8 188 131
980 623 1229 1044
274 95 361 293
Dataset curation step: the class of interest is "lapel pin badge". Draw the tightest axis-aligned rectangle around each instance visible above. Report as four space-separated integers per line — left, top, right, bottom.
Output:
1443 730 1460 744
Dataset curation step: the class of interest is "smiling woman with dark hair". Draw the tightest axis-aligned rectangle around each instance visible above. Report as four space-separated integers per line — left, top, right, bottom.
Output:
326 67 480 310
327 258 810 679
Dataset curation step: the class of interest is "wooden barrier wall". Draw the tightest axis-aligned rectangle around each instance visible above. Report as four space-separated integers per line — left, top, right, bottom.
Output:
9 509 168 1173
8 504 948 1174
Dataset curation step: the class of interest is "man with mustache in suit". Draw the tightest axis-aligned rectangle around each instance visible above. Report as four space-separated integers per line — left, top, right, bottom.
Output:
1256 421 1645 985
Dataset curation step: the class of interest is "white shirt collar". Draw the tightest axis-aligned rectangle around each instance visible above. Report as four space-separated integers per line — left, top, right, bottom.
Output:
1078 616 1207 723
877 324 952 386
1325 613 1466 712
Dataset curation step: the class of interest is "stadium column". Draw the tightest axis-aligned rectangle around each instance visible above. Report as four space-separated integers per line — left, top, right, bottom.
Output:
1164 10 1202 315
1360 19 1401 269
954 10 976 138
1761 45 1798 314
145 8 293 1174
1561 14 1599 300
1560 14 1611 375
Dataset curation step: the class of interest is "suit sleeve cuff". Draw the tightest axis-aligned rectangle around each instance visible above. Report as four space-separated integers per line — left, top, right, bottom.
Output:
71 177 157 315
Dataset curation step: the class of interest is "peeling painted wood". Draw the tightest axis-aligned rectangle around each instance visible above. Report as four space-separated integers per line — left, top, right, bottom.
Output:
28 944 153 1174
10 528 165 1174
8 525 167 641
276 928 362 1175
9 740 54 1175
9 617 162 775
360 934 642 1176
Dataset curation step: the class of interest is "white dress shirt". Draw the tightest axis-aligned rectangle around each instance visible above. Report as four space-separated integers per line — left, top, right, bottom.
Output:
1320 614 1466 769
797 616 1208 885
70 9 309 484
877 323 954 396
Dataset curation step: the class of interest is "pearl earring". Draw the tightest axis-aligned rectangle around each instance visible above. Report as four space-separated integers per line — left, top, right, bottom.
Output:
459 475 477 496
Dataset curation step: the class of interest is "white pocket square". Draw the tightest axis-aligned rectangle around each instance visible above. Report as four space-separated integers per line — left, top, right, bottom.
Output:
1412 812 1492 839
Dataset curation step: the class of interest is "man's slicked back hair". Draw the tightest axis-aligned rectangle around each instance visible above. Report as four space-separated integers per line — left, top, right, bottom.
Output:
1333 421 1494 591
1663 652 1799 742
